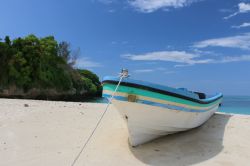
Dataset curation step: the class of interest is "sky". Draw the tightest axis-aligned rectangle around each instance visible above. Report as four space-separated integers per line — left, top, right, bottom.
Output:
1 0 250 95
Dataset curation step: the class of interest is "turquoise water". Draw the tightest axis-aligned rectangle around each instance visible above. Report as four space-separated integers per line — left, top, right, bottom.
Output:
85 97 109 103
91 96 250 115
218 96 250 115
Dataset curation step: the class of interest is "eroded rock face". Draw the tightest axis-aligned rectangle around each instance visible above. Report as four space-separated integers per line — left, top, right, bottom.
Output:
0 87 97 101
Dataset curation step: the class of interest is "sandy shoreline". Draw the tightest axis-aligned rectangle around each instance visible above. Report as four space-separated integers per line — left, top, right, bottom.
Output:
0 98 250 166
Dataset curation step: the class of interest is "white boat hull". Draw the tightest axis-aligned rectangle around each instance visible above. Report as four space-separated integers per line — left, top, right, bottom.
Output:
112 99 218 146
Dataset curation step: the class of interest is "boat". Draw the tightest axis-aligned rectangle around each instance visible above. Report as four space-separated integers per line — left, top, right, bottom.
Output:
102 70 223 146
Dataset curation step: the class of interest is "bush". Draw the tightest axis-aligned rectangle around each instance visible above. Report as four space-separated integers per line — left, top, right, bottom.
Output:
0 34 102 99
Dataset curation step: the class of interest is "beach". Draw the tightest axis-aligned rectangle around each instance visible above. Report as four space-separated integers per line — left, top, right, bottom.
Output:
1 98 250 166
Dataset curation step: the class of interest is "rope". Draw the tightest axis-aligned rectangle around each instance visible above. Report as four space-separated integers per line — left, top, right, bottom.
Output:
70 75 125 166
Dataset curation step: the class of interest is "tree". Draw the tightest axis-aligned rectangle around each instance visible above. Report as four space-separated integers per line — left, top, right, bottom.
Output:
0 34 102 99
0 36 14 86
58 41 80 67
4 36 11 46
58 41 70 62
70 47 80 66
78 69 102 95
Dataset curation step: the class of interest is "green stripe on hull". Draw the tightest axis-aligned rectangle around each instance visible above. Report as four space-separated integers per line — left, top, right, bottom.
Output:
103 84 221 108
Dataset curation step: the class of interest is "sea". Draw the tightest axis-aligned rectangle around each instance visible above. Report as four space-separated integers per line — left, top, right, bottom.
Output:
89 96 250 115
218 96 250 115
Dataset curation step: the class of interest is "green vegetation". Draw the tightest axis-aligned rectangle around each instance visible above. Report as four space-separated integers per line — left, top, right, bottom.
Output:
0 34 101 100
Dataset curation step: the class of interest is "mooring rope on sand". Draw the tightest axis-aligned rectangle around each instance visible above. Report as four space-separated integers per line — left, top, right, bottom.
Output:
70 70 129 166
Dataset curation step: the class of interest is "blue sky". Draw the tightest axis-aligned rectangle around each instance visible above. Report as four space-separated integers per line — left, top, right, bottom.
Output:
1 0 250 95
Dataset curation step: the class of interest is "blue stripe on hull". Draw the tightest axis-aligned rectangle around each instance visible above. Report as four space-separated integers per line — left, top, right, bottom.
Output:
103 94 216 113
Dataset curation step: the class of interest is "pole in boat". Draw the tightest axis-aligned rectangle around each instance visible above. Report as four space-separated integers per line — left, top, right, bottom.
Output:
70 69 129 166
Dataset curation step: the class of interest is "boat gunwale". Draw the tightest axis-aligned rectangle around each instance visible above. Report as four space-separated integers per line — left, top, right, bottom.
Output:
102 80 223 105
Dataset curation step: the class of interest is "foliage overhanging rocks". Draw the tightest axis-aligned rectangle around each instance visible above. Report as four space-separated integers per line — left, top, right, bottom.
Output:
0 35 102 101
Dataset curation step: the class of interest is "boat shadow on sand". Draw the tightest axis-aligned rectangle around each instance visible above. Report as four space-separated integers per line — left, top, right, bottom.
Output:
129 113 231 166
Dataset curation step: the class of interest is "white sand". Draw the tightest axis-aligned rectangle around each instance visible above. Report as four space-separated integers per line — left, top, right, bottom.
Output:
0 98 250 166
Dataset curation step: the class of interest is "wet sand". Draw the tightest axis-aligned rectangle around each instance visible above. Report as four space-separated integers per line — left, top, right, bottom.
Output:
0 98 250 166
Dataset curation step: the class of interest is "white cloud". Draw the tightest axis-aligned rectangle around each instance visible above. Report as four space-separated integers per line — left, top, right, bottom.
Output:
224 2 250 19
239 2 250 13
98 0 115 4
192 49 217 56
232 22 250 29
122 50 250 67
128 0 200 13
134 69 154 73
75 57 101 69
193 33 250 50
122 50 213 65
155 67 167 71
220 55 250 63
111 41 128 45
108 9 116 13
164 71 176 74
219 8 233 13
175 55 250 67
133 68 176 74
